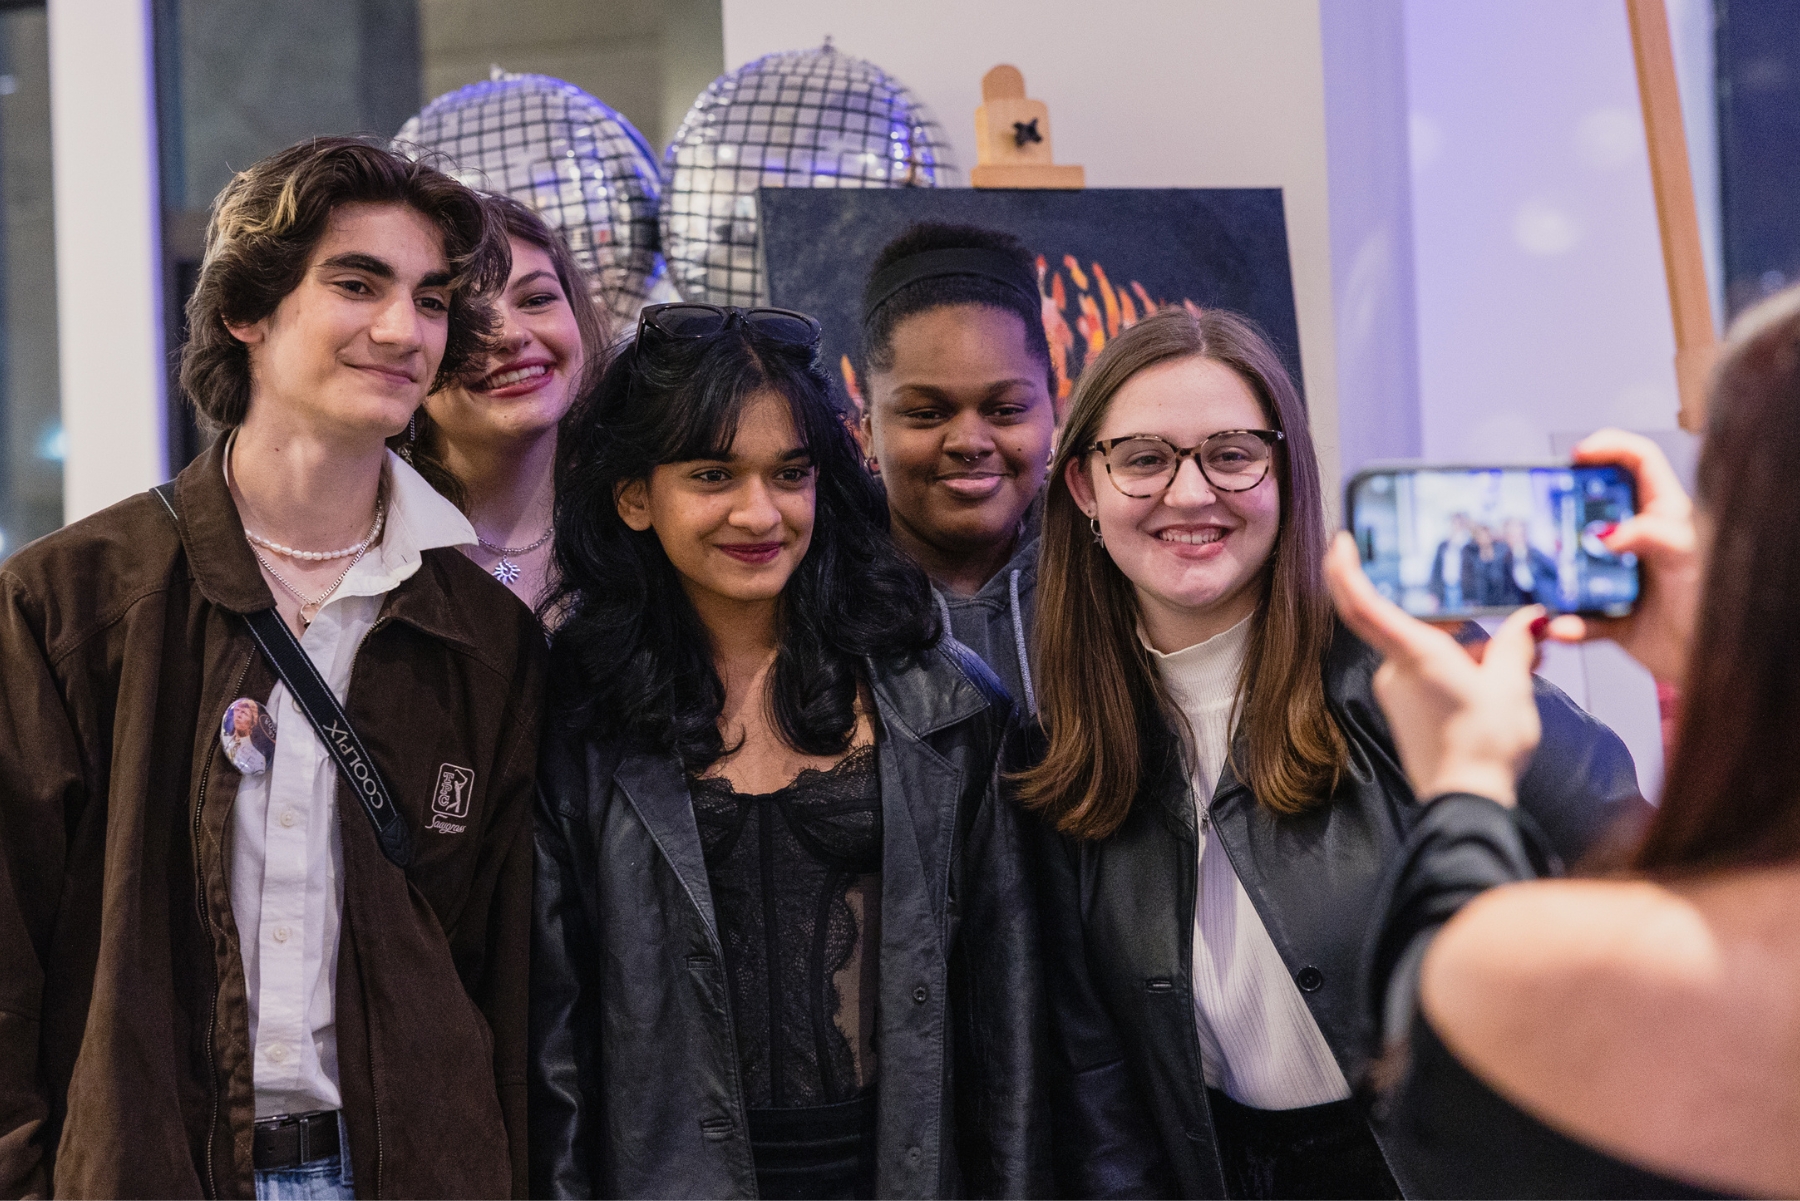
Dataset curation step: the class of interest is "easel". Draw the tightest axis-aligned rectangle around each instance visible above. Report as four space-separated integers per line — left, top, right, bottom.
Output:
1626 0 1716 432
971 65 1084 189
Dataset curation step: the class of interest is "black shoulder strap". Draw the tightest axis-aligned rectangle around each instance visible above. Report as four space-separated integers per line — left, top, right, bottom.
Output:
150 482 414 869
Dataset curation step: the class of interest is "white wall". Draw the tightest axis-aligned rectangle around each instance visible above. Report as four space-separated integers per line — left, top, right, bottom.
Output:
722 0 1346 510
1319 0 1422 478
48 0 166 521
1401 0 1710 799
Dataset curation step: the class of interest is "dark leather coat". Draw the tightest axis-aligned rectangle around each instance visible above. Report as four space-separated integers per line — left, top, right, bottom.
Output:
1031 625 1647 1199
531 641 1050 1199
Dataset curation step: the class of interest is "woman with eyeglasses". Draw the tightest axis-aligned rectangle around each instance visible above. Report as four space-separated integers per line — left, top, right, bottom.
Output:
529 303 1047 1200
1018 307 1643 1199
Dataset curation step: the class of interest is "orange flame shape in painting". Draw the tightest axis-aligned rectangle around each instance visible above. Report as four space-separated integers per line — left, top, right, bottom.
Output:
1035 255 1203 411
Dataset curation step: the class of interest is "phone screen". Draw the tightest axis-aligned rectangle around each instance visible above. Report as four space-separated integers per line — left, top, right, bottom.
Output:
1346 464 1639 619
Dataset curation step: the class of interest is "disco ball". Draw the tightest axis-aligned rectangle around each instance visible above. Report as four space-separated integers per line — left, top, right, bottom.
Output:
661 42 956 308
397 71 670 321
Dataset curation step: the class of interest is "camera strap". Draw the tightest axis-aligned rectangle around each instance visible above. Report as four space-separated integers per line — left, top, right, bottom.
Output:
152 482 414 869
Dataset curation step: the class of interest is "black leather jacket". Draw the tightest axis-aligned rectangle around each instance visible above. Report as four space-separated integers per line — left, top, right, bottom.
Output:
1031 625 1646 1199
531 641 1050 1199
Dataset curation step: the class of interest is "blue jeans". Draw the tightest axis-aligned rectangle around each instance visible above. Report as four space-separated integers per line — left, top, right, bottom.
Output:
253 1112 353 1201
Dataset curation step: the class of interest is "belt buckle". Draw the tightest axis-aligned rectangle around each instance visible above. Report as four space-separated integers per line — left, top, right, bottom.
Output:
252 1109 337 1171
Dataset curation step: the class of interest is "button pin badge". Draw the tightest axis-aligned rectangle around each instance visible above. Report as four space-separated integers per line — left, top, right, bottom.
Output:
221 698 277 775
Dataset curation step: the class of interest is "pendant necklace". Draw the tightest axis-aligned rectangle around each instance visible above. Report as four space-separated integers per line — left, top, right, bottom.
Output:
476 527 553 585
246 499 386 626
229 433 386 626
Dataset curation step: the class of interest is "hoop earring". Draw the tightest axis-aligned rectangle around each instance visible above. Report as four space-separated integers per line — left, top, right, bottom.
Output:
1090 516 1104 547
400 413 417 464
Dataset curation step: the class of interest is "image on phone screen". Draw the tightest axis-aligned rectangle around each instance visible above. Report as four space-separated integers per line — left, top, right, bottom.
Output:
1346 465 1640 619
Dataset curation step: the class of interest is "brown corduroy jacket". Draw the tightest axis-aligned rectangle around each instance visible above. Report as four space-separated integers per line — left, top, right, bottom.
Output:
0 439 544 1199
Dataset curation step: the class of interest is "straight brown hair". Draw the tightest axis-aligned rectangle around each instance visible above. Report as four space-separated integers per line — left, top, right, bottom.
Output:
181 136 508 430
1017 307 1347 840
404 194 614 510
1634 287 1800 873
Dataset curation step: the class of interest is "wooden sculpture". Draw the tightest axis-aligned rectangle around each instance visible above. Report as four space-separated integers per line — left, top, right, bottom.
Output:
971 64 1084 189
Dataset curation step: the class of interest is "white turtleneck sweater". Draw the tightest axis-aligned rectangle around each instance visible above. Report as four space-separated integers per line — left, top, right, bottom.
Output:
1145 615 1351 1110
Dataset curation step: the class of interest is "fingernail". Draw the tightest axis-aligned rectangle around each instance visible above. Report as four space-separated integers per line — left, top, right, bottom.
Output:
1529 615 1549 640
1595 521 1618 538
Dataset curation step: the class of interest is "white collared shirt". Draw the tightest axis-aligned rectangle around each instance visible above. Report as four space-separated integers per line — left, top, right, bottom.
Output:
1145 615 1352 1110
228 451 474 1118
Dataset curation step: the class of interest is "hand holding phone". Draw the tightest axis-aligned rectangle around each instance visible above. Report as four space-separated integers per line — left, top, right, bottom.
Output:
1544 430 1702 686
1346 461 1642 621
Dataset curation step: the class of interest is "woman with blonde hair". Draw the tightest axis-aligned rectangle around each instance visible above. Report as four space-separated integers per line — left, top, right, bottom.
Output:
1021 306 1641 1198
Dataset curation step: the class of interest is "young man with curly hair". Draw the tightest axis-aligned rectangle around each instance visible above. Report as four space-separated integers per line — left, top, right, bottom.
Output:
0 138 543 1199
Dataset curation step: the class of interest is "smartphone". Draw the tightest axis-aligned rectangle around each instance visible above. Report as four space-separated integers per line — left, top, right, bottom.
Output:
1344 464 1639 619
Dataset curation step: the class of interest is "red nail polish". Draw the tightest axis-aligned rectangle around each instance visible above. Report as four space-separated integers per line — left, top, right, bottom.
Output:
1529 615 1549 640
1595 521 1618 539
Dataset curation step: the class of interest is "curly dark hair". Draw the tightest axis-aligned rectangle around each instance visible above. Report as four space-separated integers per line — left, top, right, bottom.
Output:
544 319 942 767
180 136 510 430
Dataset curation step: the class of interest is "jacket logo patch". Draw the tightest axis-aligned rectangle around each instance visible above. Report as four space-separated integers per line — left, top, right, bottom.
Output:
430 763 474 833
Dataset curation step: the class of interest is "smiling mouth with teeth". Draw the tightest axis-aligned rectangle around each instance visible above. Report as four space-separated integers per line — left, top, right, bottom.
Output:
1157 529 1227 545
479 363 551 390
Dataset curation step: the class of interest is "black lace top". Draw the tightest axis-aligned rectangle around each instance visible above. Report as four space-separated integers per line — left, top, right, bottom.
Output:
692 744 882 1109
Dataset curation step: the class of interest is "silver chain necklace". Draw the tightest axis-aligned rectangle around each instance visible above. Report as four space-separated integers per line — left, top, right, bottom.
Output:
475 527 553 585
251 536 376 627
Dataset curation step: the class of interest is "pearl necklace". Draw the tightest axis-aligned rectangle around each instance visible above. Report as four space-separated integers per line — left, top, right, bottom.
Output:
246 504 387 561
224 431 386 623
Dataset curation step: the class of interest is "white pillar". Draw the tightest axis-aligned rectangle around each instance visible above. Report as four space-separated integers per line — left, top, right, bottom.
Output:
48 0 166 523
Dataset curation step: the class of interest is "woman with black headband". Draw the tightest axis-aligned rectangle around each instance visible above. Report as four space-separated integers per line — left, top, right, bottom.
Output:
529 302 1047 1199
857 223 1057 714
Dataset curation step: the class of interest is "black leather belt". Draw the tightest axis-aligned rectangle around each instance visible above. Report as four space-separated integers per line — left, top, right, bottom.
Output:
251 1109 341 1171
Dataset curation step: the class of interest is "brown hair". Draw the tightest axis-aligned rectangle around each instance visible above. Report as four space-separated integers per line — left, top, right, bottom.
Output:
1018 307 1347 839
180 136 509 430
404 194 614 509
1634 288 1800 873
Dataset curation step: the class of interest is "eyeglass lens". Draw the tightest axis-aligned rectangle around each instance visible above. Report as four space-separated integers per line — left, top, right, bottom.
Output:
645 304 730 338
1104 433 1273 494
642 304 819 347
739 310 819 345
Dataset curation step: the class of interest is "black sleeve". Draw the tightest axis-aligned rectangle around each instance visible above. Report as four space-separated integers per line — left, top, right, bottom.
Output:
1363 794 1560 1060
1514 675 1650 866
1025 811 1176 1199
951 720 1053 1198
528 737 607 1199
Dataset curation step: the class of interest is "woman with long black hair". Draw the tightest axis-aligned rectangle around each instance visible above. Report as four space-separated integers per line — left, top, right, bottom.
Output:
528 304 1045 1200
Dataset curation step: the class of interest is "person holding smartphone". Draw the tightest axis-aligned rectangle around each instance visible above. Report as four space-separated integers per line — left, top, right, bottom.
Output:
1018 306 1644 1199
529 303 1046 1199
857 222 1057 712
1322 294 1800 1197
401 195 610 611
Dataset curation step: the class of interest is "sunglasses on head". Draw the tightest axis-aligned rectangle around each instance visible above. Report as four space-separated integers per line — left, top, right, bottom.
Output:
634 302 822 353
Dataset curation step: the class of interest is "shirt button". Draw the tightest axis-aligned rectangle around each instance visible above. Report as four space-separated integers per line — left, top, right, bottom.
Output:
279 809 297 828
1296 966 1325 992
912 985 929 1005
273 925 291 943
268 1044 288 1063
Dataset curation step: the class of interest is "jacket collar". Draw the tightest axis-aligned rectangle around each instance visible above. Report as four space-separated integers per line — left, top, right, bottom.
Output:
864 642 997 742
169 434 486 654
